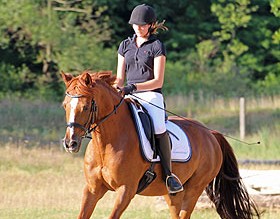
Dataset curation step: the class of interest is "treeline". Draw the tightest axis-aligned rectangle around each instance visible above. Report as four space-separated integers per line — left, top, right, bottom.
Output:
0 0 279 101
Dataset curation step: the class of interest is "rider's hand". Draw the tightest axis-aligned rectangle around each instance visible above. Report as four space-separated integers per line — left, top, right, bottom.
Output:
122 84 137 95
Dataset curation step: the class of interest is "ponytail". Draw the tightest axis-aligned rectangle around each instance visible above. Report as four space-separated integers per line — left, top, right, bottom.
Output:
149 20 168 35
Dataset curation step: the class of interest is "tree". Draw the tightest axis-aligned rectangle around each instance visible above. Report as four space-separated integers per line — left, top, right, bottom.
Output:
0 0 115 99
270 0 280 44
210 0 258 72
0 0 279 99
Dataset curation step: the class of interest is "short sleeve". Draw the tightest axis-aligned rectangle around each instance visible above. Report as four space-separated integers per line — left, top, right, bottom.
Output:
153 40 166 57
118 40 125 56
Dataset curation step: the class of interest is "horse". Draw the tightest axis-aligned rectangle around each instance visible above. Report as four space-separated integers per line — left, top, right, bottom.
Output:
61 70 260 219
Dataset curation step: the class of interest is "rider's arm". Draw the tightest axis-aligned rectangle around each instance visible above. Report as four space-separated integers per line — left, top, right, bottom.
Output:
114 54 126 88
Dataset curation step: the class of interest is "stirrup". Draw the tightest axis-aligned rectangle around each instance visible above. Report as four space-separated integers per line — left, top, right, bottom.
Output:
166 173 184 194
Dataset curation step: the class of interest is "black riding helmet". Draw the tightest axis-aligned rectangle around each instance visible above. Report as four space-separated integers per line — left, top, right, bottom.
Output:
128 4 156 25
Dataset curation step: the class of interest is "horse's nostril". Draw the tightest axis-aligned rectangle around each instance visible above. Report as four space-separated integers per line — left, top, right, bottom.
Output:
70 140 78 148
63 138 80 153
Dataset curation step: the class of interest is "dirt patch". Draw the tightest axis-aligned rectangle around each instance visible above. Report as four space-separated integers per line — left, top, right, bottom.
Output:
196 192 280 210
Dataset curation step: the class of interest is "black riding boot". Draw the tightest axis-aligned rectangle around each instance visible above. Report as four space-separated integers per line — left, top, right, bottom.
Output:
156 132 183 194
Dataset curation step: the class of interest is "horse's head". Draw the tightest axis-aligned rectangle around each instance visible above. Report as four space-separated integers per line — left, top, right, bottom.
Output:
61 70 116 153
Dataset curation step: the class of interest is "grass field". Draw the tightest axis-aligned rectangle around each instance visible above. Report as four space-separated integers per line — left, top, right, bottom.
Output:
0 95 279 160
0 146 279 219
0 95 279 218
166 95 280 160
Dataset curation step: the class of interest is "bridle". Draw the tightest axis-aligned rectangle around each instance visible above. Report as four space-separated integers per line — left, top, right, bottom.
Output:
65 92 97 139
65 92 124 139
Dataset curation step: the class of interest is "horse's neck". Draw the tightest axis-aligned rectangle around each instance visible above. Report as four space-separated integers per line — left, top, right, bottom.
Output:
91 87 135 155
94 85 122 118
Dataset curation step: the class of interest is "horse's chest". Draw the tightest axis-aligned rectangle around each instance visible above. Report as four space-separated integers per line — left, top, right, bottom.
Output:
84 165 117 190
100 166 119 190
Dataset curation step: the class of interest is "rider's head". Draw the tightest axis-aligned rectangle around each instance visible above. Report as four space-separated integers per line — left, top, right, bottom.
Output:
128 4 156 26
128 4 167 35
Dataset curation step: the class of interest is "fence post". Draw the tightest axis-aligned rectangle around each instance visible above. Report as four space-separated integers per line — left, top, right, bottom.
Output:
240 97 246 140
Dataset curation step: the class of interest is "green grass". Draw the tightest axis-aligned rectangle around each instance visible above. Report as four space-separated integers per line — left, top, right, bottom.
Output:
166 95 280 160
0 98 65 144
0 95 279 160
0 96 279 162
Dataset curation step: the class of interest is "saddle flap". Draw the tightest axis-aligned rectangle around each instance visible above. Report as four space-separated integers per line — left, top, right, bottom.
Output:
127 98 192 163
127 98 155 149
138 111 152 143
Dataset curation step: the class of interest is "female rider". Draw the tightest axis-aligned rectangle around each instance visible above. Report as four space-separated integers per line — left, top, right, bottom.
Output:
115 4 183 194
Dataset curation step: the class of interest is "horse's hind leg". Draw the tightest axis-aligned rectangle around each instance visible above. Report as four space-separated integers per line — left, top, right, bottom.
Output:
163 192 185 219
78 184 108 219
163 177 206 219
179 188 204 219
179 174 211 219
162 177 204 219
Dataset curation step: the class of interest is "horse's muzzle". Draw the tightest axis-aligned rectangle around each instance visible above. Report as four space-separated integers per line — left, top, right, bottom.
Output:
62 138 81 153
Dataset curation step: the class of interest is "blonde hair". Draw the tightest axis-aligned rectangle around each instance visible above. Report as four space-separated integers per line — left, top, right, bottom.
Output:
149 20 168 34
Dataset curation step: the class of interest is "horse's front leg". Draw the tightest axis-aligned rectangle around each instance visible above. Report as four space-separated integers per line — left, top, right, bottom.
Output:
78 184 108 219
108 185 136 219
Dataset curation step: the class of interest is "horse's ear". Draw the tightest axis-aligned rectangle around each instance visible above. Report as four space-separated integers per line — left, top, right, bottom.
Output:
81 72 92 86
61 71 73 84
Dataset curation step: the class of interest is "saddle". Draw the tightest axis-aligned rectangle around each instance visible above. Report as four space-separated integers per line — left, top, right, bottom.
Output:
126 98 192 193
127 98 157 157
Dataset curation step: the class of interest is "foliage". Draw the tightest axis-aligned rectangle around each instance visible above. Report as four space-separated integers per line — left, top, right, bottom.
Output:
0 0 115 100
0 0 279 99
270 0 280 43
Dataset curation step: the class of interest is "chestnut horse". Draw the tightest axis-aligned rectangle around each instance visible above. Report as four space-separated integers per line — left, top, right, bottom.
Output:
61 71 259 219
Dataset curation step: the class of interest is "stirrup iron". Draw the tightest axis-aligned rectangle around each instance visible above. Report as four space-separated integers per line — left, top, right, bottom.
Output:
165 173 184 194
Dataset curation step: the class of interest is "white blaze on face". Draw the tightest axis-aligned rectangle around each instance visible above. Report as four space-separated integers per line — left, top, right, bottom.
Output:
69 98 79 137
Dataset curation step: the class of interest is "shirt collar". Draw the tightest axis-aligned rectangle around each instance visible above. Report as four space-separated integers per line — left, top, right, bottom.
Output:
130 34 157 44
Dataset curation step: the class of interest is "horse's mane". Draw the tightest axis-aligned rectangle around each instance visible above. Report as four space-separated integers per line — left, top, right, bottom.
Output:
66 70 118 97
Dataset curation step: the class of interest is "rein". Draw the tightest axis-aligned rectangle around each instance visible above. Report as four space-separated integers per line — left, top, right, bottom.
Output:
130 94 261 146
65 92 125 139
87 97 125 135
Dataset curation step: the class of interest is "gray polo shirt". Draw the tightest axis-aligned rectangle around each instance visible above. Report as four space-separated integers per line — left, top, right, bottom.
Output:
118 34 166 93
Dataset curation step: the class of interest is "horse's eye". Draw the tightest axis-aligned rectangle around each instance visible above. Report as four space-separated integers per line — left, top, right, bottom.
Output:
83 106 89 111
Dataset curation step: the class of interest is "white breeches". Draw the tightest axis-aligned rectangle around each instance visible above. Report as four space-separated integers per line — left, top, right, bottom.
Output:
130 91 166 134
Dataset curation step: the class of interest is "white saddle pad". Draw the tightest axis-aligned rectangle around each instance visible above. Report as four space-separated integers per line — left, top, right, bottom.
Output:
129 102 192 163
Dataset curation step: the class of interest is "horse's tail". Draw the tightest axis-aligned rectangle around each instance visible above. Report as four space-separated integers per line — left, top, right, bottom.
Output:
205 130 260 219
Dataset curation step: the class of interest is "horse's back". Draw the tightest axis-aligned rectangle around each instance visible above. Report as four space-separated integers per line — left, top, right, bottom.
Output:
168 116 207 133
168 116 218 145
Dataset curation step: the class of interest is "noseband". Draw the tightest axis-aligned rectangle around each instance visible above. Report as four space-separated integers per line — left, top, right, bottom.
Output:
65 92 124 139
